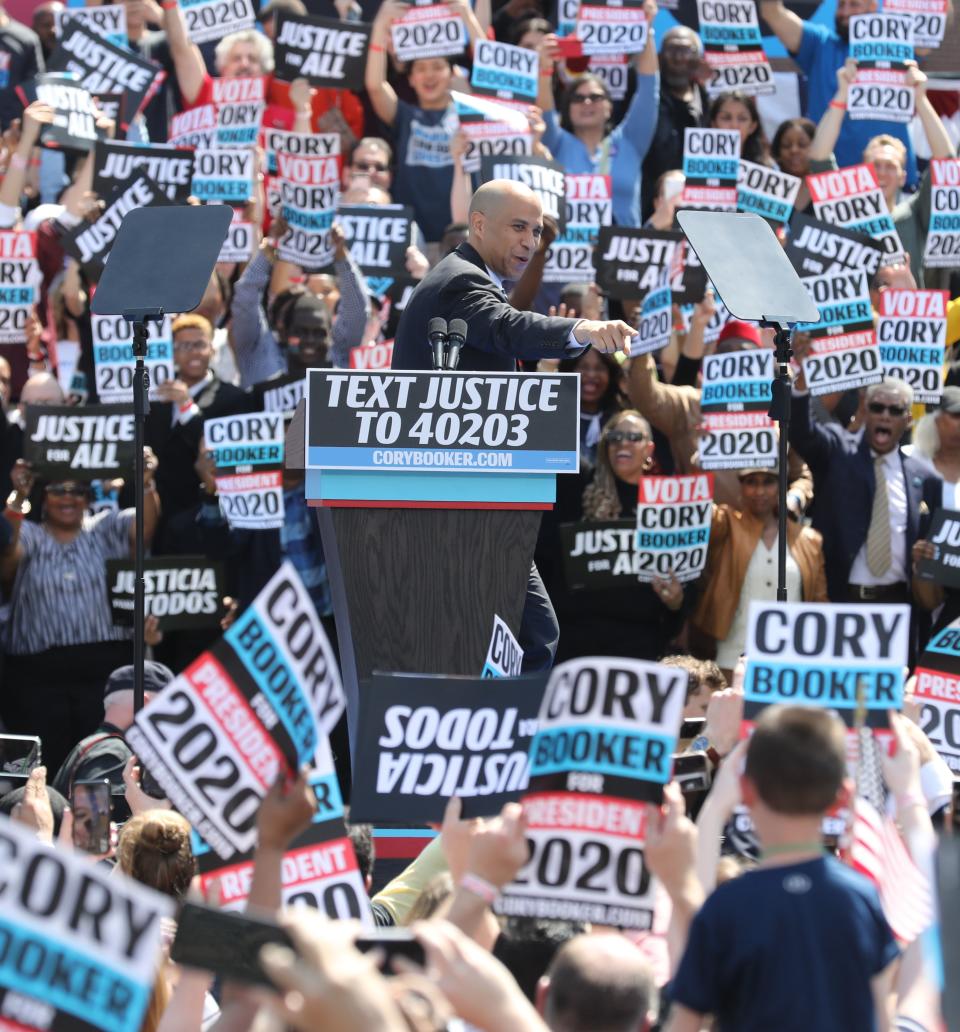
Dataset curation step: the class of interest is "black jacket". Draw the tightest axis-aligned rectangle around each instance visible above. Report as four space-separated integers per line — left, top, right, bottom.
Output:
392 242 581 371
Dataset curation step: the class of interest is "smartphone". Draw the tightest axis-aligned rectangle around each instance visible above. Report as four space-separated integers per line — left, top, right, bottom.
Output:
672 752 711 820
171 903 294 987
355 929 426 970
0 734 41 774
680 717 705 741
71 779 112 854
555 35 584 59
137 758 165 800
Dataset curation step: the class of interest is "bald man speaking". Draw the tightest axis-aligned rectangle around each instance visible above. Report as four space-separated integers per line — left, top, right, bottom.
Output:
392 180 635 370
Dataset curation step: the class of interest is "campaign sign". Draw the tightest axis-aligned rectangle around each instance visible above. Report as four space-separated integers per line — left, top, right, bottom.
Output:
698 350 776 470
212 81 265 148
743 601 908 730
916 508 960 589
482 614 524 678
277 148 340 269
55 4 128 49
696 0 774 96
0 230 38 343
807 163 906 266
107 557 224 631
849 14 914 124
681 128 740 210
194 754 372 922
454 91 532 174
168 103 216 150
46 21 162 129
94 139 194 203
251 373 307 420
181 0 256 44
877 288 947 404
206 411 285 530
305 370 580 474
884 0 948 48
497 656 685 929
92 313 174 404
593 227 679 300
560 519 642 590
922 158 960 270
799 268 880 395
274 13 370 90
544 173 612 284
480 155 566 231
737 159 800 224
337 205 414 280
635 474 713 583
0 815 173 1032
786 213 884 278
589 53 630 100
128 562 344 858
350 673 544 822
218 218 255 263
18 73 103 152
913 618 960 772
24 404 134 478
631 284 673 356
557 0 581 34
349 340 395 370
264 126 340 177
575 0 647 56
471 39 538 101
391 3 466 61
191 148 254 204
61 173 169 280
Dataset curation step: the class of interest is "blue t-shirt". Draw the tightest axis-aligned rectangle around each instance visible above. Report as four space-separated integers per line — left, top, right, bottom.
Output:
671 856 899 1032
392 99 458 244
795 22 917 187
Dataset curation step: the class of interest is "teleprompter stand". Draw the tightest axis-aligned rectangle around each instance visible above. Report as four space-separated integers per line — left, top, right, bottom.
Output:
92 204 232 710
677 211 820 601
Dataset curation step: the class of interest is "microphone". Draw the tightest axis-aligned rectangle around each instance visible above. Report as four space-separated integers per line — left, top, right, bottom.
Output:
445 318 467 370
428 317 448 371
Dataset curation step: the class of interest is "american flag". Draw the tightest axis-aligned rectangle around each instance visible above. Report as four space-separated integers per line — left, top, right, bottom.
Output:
847 725 934 944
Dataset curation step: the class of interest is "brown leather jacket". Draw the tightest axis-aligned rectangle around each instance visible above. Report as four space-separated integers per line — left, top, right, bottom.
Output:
692 505 829 642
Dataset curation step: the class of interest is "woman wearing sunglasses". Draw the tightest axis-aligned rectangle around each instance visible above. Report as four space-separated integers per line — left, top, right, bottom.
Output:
539 410 688 663
0 450 160 774
690 467 828 682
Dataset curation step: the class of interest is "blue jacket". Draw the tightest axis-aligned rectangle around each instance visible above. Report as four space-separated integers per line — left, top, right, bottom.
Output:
789 392 937 600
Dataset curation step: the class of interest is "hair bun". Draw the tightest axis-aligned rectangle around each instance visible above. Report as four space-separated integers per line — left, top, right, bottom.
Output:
140 817 183 856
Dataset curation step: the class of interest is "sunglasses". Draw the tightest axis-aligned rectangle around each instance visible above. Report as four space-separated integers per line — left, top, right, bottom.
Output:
606 431 646 443
46 484 88 497
867 402 908 417
352 161 389 173
571 93 608 104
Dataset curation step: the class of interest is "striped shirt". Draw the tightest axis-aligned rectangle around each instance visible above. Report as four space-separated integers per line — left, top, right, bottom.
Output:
7 510 134 654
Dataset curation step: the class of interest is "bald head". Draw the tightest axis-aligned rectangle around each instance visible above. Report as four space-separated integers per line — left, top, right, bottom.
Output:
468 180 543 282
543 934 657 1032
20 372 64 407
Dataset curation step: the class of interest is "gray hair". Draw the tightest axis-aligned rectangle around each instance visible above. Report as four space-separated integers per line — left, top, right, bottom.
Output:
215 29 274 74
865 377 913 409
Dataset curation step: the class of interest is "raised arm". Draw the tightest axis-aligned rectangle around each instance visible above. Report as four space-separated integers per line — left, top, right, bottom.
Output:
0 102 52 218
366 0 409 126
911 63 956 160
130 448 160 553
536 34 560 114
810 60 856 163
329 224 372 367
758 0 804 54
635 0 659 75
627 352 698 438
162 0 209 107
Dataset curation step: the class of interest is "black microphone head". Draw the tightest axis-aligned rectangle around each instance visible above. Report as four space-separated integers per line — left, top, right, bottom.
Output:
428 317 448 337
448 318 467 341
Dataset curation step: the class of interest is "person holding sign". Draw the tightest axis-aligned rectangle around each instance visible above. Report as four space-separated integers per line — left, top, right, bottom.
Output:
691 468 828 680
790 374 939 605
709 90 772 167
0 449 160 773
537 0 660 227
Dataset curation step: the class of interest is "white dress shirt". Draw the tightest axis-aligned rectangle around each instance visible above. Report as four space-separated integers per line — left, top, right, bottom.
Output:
848 449 908 585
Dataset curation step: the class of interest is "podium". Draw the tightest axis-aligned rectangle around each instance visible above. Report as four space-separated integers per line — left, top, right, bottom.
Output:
290 368 580 735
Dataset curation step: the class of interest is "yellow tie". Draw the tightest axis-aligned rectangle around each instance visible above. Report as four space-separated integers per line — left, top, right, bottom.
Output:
866 455 892 578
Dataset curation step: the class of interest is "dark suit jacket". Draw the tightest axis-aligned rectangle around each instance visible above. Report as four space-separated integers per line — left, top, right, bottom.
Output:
392 242 582 371
789 393 938 600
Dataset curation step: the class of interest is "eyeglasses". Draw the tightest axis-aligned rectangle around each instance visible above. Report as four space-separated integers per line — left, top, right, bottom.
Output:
571 93 608 105
606 431 646 443
46 484 88 497
867 402 908 417
352 161 389 173
173 338 209 352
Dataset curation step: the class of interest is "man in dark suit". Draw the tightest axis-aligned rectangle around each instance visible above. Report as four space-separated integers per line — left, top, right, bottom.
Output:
789 375 938 604
392 180 636 671
392 179 636 371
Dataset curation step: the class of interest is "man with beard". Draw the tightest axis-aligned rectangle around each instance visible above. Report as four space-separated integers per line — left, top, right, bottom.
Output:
760 0 917 185
640 26 708 221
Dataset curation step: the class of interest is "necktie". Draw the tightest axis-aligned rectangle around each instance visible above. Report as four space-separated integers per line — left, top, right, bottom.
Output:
866 455 892 577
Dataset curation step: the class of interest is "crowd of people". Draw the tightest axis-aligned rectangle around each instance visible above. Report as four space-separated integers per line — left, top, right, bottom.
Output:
0 0 958 1028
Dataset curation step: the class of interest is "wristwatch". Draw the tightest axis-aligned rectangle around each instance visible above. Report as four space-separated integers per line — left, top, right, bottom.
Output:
690 734 721 770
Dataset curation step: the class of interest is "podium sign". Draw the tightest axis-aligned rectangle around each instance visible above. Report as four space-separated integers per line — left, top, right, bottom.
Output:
305 369 580 474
